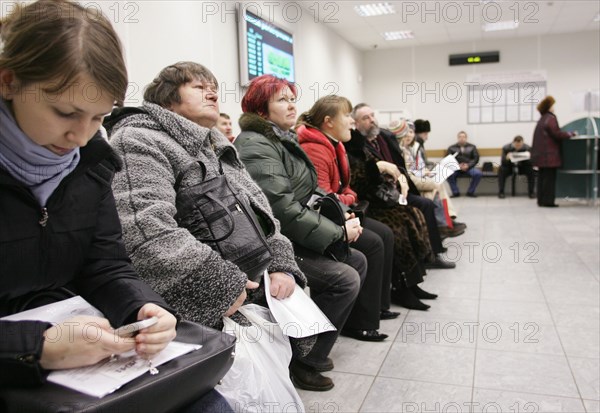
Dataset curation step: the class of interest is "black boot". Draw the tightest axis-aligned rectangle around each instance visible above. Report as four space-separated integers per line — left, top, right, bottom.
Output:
411 284 438 299
391 285 430 311
289 360 334 391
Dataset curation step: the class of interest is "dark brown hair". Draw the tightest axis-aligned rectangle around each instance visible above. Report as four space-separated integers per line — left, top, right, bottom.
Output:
144 61 218 108
297 95 352 129
0 0 128 105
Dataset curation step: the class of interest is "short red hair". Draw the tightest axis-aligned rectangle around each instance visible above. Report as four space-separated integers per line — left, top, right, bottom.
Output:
241 75 297 116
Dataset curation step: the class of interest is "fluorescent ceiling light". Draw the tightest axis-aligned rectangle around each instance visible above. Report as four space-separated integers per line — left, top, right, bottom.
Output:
482 20 519 32
354 3 396 17
382 31 415 40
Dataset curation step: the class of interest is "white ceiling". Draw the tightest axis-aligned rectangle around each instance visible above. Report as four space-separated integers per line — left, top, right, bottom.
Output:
301 0 600 50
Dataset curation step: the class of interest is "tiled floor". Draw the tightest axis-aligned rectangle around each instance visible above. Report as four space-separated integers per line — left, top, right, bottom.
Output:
297 196 600 413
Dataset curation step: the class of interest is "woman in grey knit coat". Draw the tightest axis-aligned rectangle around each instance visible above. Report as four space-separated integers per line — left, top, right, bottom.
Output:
105 62 307 331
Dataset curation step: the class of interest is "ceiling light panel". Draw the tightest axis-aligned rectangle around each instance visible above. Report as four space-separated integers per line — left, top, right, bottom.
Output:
354 2 396 17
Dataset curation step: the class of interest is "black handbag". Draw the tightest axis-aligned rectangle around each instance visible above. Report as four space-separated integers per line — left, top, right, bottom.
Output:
313 193 349 262
349 200 369 223
0 321 236 413
375 174 401 207
174 160 273 282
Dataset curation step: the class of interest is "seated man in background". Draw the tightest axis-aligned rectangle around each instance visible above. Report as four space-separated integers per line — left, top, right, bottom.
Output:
216 112 235 142
447 131 482 197
498 135 535 199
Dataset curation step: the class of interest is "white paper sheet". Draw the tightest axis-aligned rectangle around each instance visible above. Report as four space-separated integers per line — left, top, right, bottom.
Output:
2 296 201 398
430 153 460 184
263 271 336 338
47 341 200 398
1 296 104 323
508 151 531 162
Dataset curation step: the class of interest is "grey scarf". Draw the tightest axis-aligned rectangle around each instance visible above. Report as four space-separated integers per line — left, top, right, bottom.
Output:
0 98 80 206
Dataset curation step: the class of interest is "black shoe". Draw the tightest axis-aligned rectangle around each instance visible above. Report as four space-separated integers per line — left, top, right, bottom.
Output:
466 192 477 198
290 360 334 391
451 193 460 198
438 226 465 238
425 255 456 269
340 328 388 342
498 193 506 199
452 221 467 231
311 357 334 372
380 309 401 320
529 193 536 199
391 286 431 311
410 285 438 300
539 203 559 207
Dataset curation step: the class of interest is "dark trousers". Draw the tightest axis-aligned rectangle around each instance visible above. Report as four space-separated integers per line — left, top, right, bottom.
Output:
293 244 366 367
407 193 444 254
448 168 482 195
537 167 557 206
179 389 234 413
350 217 394 328
498 162 534 195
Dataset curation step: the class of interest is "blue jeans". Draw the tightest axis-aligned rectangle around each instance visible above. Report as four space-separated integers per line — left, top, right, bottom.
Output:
447 168 482 195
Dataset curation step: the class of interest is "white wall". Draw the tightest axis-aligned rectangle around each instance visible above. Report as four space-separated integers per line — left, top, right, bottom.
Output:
113 1 363 135
362 31 600 152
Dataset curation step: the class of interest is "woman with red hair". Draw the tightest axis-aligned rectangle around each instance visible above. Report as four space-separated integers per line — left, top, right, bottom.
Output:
235 75 380 392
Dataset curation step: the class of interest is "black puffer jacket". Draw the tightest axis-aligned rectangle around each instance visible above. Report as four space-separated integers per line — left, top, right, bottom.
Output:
0 135 170 387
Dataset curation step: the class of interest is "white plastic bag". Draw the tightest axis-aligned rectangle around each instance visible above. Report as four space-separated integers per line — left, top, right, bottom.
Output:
217 304 305 413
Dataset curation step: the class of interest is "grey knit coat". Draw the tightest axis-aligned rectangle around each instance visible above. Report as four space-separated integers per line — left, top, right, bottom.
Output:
108 102 306 329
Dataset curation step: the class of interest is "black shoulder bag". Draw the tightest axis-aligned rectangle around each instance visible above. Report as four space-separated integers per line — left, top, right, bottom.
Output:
313 193 349 262
174 160 273 281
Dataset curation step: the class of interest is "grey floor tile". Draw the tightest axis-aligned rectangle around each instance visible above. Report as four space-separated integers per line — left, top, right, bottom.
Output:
569 357 600 401
379 342 475 386
541 281 600 307
555 322 600 352
481 269 540 285
585 399 600 412
479 300 554 325
296 372 374 413
477 322 564 355
475 350 579 398
472 388 586 412
481 282 546 302
396 316 478 348
537 267 598 285
360 377 472 413
549 303 600 329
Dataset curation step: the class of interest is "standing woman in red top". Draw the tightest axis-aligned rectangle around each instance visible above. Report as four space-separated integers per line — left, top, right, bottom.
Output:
531 96 577 207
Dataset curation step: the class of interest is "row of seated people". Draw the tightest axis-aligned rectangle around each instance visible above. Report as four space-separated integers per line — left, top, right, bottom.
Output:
397 120 536 199
105 63 468 392
0 1 469 408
